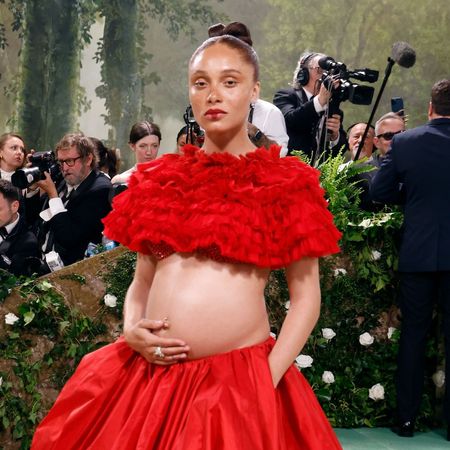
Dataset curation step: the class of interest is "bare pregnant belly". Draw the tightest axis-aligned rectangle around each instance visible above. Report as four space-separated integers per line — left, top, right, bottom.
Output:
145 254 271 359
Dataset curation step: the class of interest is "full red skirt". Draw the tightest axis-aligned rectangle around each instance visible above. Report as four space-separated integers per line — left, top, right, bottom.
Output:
32 338 342 449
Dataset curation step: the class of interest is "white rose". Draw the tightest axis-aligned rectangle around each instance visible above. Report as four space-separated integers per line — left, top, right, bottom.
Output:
359 332 374 346
284 301 290 310
333 268 347 277
322 328 336 340
103 294 117 308
371 250 382 261
387 327 396 340
295 354 313 368
358 218 372 229
4 312 19 325
322 371 335 384
432 370 446 388
368 383 385 401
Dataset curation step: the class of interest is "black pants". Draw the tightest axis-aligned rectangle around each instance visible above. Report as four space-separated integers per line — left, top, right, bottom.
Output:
397 271 450 423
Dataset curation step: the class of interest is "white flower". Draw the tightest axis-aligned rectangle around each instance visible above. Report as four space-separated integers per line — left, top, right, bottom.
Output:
333 268 347 277
432 370 446 388
368 383 385 401
371 250 382 261
295 354 313 368
359 332 374 346
4 313 19 325
322 328 336 340
387 327 396 340
322 371 335 384
358 218 373 229
284 301 290 310
270 332 277 340
103 294 117 308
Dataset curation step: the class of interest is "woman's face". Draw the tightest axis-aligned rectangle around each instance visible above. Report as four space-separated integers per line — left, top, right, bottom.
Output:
0 136 25 172
176 133 187 153
130 134 160 164
189 43 259 139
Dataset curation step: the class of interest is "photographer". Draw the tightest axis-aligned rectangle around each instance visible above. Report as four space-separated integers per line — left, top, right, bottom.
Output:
0 180 41 276
273 52 347 159
25 133 112 271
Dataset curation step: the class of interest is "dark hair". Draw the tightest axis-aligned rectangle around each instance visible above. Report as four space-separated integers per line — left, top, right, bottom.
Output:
55 132 98 169
90 137 119 178
0 133 26 155
431 79 450 116
129 121 162 145
176 126 188 142
208 22 253 46
0 179 20 203
190 35 260 82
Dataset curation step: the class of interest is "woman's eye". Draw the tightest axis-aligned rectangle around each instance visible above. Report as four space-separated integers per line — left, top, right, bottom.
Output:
194 80 207 88
225 79 237 87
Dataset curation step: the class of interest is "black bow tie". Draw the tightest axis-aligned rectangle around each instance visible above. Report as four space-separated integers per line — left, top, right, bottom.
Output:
0 226 8 239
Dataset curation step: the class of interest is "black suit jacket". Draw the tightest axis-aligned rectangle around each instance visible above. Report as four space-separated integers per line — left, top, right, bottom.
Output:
371 117 450 272
0 216 41 276
27 170 113 266
273 87 346 157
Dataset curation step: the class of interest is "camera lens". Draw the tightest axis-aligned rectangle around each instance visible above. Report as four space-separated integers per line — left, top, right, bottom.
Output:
11 167 42 189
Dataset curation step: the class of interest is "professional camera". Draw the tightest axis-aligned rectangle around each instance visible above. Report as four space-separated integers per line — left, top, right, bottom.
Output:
319 56 379 113
183 105 205 146
11 151 61 189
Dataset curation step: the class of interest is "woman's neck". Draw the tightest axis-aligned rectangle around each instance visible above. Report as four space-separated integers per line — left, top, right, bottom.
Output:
202 128 256 156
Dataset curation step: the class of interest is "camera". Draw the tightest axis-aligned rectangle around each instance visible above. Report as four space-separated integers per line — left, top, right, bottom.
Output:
319 56 379 112
183 105 205 146
11 151 61 189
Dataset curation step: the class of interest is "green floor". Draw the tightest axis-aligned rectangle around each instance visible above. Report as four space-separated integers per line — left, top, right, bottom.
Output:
335 428 449 449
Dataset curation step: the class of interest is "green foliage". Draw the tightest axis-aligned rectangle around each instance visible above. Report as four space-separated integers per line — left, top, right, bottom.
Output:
0 278 110 445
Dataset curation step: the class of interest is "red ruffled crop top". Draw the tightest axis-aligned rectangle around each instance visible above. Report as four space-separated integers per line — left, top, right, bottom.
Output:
102 145 341 269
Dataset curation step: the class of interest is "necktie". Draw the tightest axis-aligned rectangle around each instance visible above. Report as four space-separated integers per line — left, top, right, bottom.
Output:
61 188 73 205
0 226 7 239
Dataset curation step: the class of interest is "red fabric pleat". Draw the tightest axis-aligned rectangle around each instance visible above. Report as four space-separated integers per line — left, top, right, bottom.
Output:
32 338 342 450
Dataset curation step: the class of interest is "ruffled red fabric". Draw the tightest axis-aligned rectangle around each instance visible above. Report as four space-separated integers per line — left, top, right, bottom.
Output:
103 145 341 268
32 338 342 450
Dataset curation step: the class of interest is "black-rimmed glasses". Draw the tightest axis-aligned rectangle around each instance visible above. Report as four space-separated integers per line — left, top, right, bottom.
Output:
57 156 82 167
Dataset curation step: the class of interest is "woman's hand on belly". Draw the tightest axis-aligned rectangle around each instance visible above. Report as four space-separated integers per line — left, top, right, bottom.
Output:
124 318 190 365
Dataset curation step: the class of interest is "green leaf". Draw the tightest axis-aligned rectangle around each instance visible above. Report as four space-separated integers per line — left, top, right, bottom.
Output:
23 311 35 326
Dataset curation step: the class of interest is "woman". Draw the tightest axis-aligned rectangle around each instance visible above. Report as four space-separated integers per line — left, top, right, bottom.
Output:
175 125 188 153
32 36 342 449
111 121 161 185
90 137 121 179
0 133 26 181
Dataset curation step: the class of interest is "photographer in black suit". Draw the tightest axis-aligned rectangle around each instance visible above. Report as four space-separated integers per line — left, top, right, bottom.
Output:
273 51 346 159
371 79 450 440
0 180 40 276
27 133 112 271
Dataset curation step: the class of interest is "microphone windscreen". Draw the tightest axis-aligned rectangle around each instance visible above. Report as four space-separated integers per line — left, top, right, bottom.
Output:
391 42 416 68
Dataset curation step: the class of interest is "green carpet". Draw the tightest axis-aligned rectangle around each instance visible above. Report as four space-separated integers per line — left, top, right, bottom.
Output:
335 428 449 449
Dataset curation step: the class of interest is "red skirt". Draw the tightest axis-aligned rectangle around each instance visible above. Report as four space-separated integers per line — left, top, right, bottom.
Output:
32 337 342 450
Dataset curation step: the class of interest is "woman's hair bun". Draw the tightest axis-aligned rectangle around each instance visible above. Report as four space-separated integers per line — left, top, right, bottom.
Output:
207 21 253 47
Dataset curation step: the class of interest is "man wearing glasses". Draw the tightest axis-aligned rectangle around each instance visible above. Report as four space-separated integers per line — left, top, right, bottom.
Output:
273 51 346 159
374 112 406 158
27 133 112 271
371 79 450 440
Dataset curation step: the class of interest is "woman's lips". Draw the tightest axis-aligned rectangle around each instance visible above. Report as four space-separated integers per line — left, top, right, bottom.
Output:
205 109 226 119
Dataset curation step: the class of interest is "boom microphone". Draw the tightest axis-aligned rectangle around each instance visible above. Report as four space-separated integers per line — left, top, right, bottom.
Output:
391 41 416 68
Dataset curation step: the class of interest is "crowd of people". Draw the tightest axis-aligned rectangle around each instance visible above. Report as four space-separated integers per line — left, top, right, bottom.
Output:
0 18 448 448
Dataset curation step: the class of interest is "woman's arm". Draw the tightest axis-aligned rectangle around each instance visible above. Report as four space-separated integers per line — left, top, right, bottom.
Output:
268 256 321 387
123 252 190 364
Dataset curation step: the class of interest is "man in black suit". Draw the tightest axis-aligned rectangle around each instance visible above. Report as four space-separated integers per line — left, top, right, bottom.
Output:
0 180 41 276
27 133 112 271
371 79 450 439
273 51 346 160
